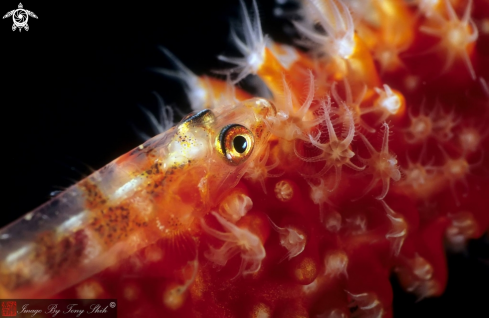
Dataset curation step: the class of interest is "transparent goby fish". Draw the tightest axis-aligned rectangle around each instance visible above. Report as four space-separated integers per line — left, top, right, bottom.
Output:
0 98 275 298
2 0 489 316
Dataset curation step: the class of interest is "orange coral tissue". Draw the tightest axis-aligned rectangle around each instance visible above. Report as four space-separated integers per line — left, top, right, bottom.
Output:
1 0 488 318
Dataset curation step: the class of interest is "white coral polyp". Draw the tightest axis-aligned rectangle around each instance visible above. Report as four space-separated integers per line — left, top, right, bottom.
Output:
201 212 266 277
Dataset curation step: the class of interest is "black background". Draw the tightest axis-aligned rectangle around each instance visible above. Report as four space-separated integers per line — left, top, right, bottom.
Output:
1 0 487 316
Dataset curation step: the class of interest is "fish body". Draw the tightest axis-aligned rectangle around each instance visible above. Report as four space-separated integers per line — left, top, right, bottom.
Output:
0 98 275 298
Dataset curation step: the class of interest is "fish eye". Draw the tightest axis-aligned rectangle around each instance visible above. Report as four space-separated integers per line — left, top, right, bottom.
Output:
218 124 254 165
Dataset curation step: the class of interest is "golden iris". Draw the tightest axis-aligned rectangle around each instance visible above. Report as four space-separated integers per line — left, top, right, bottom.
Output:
218 124 254 165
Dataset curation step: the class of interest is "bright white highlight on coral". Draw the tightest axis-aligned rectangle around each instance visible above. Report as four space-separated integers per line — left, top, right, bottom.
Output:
324 250 348 277
294 0 356 59
274 180 294 202
219 192 253 223
346 291 384 318
303 279 319 294
305 177 335 222
445 211 477 251
380 200 407 256
268 218 306 262
396 254 438 300
417 0 441 17
219 0 267 83
358 85 404 126
375 85 401 115
201 212 266 277
411 254 433 281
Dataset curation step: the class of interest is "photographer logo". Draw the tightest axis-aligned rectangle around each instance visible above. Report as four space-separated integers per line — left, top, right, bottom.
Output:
3 3 38 32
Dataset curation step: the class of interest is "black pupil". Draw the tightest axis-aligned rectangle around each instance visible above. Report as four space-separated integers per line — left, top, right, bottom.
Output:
233 136 247 153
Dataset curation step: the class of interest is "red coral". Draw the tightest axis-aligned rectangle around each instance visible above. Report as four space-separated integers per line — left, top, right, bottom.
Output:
2 0 488 317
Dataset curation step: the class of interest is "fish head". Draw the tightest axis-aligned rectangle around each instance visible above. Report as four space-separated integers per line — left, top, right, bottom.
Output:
150 97 276 213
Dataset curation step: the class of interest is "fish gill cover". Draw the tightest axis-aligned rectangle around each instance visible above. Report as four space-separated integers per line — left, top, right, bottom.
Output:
1 0 489 317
